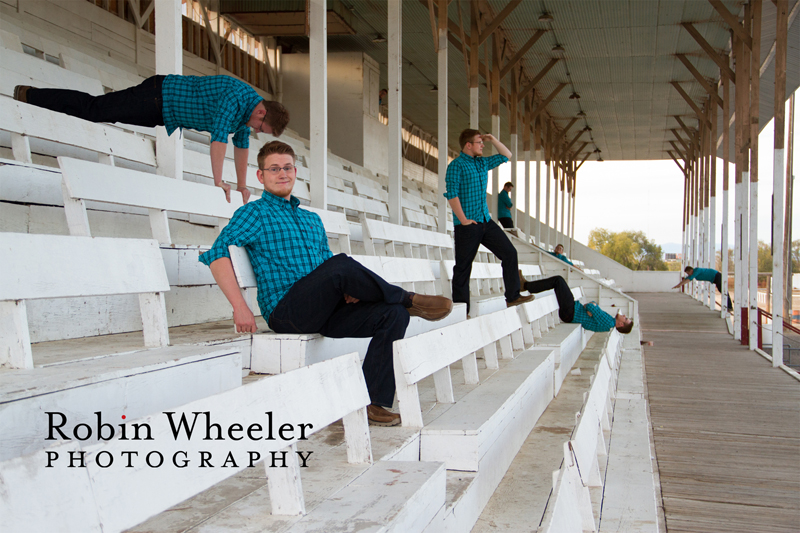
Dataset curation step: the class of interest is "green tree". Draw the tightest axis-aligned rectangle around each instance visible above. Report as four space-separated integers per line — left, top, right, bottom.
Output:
587 228 667 271
793 240 800 274
757 241 772 273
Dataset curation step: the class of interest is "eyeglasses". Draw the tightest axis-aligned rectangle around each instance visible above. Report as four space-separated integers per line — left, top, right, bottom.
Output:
469 139 485 145
260 165 296 175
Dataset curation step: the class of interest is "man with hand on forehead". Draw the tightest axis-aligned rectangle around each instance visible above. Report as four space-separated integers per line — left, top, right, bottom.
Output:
200 141 453 427
15 75 289 204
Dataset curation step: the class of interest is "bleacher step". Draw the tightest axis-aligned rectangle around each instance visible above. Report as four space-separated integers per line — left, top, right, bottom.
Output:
537 323 589 395
421 348 556 471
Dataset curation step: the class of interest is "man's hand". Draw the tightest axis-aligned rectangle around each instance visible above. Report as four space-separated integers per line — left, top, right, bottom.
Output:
344 294 360 304
238 187 251 204
218 181 232 203
461 219 477 225
233 303 257 333
481 134 496 143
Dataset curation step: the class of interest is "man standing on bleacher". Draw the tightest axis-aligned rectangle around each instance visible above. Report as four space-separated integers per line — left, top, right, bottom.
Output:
14 75 289 204
199 141 453 427
444 129 533 314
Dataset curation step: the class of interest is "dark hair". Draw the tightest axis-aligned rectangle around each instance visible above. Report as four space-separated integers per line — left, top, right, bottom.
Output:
555 243 564 250
257 141 296 168
504 181 514 189
459 128 482 149
684 266 694 274
616 318 634 335
262 100 290 137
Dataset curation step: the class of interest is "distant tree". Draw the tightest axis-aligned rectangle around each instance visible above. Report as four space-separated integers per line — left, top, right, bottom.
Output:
587 228 667 271
793 240 800 274
757 241 772 273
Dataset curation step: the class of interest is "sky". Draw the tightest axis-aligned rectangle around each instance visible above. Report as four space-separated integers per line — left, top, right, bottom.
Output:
497 95 800 252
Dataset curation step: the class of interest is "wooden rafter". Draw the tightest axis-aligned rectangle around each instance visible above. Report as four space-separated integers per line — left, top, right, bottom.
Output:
674 115 699 151
499 30 546 79
518 59 559 103
671 82 712 126
427 0 439 51
681 22 736 82
531 83 567 119
668 150 686 173
676 54 723 107
553 118 579 146
708 0 752 49
670 130 692 158
478 0 523 45
576 151 591 171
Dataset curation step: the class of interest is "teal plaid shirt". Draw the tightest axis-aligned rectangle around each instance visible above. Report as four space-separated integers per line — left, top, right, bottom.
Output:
199 190 333 317
161 75 262 149
572 302 616 332
444 152 509 225
550 251 574 267
685 267 717 283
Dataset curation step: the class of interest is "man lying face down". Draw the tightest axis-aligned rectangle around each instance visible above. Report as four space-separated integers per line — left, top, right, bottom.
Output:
200 141 453 426
518 273 633 334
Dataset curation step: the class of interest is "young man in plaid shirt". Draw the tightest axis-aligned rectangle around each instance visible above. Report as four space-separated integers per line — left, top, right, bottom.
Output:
519 274 633 334
444 129 533 314
200 141 453 427
15 75 289 204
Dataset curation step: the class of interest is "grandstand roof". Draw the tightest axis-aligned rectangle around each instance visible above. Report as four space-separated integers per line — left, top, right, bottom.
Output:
222 0 799 162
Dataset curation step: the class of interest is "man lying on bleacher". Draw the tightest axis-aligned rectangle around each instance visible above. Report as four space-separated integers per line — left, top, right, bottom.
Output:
550 244 582 271
14 76 289 204
199 141 453 427
519 274 634 334
444 129 534 313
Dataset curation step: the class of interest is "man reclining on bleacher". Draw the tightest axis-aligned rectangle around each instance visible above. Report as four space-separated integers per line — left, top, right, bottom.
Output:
519 274 634 334
14 75 289 204
199 141 453 427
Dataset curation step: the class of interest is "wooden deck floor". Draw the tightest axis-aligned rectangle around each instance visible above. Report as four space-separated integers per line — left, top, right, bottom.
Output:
633 292 800 533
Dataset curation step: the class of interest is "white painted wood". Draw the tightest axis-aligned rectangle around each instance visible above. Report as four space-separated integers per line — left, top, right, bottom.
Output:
266 443 306 515
462 351 480 384
342 406 373 465
154 0 182 180
499 335 514 359
387 0 402 224
0 300 33 369
511 328 525 350
433 366 455 403
1 233 169 300
138 291 169 347
772 147 785 366
482 342 499 370
0 352 370 533
309 0 327 209
538 444 597 533
62 182 92 237
394 373 424 428
329 188 389 219
148 208 172 244
10 132 32 163
363 217 453 254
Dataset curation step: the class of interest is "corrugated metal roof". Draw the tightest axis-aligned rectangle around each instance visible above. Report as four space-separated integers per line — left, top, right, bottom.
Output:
229 0 799 161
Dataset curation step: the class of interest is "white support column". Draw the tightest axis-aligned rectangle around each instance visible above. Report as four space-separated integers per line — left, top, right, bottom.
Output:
560 175 566 238
749 176 758 349
535 147 542 246
490 115 501 220
545 158 551 249
524 148 531 239
773 147 785 365
155 0 183 180
734 177 742 337
510 133 518 225
387 0 403 224
309 0 328 209
553 167 559 245
436 0 448 234
722 181 729 318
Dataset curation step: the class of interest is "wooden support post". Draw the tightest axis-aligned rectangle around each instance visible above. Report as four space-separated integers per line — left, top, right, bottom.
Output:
437 0 448 234
553 157 559 246
469 1 479 128
523 98 532 240
490 32 501 220
734 26 751 341
534 111 542 246
155 0 183 181
748 0 761 350
509 67 519 225
545 119 552 249
388 0 403 224
721 68 731 318
709 101 717 310
784 94 794 326
772 0 788 366
309 0 328 210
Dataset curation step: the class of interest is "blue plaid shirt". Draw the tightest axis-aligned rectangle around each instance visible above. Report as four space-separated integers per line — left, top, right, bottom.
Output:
572 302 616 332
199 190 333 318
444 152 509 225
161 75 262 149
550 252 574 267
498 190 513 219
685 267 717 283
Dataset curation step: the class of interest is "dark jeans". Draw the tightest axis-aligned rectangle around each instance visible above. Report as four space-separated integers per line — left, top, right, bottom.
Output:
452 220 520 313
267 254 410 408
498 217 514 229
26 75 165 127
713 272 733 310
524 275 575 323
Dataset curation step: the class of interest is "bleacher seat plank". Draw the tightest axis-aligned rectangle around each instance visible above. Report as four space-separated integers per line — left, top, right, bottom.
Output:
538 444 597 533
328 188 389 219
0 47 104 96
0 344 242 461
539 324 588 395
420 348 555 471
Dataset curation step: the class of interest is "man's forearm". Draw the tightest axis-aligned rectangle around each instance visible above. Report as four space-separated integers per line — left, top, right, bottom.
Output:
447 197 470 224
233 147 249 190
210 142 228 186
490 137 512 158
209 257 249 311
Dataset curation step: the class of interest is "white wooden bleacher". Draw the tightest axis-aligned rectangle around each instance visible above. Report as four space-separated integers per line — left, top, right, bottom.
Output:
0 232 243 461
0 353 446 533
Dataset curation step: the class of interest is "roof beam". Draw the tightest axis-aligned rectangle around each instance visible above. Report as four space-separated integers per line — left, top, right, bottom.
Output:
676 54 723 107
426 0 439 51
668 150 686 173
570 141 589 163
575 151 591 171
669 140 688 162
674 115 699 152
478 0 523 45
670 130 692 158
499 30 546 79
531 83 567 119
518 59 560 103
562 130 585 157
708 0 752 49
671 81 711 126
553 118 579 146
681 22 736 82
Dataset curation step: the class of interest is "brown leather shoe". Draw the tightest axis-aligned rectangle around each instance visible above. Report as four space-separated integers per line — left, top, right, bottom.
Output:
13 85 30 103
367 404 401 426
407 293 453 321
507 294 534 307
519 269 528 291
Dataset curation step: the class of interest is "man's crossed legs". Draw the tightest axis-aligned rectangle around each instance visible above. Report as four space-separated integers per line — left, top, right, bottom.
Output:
521 275 575 323
267 254 451 426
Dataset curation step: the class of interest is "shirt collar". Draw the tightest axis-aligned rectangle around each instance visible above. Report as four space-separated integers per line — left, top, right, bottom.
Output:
459 151 476 160
260 190 300 208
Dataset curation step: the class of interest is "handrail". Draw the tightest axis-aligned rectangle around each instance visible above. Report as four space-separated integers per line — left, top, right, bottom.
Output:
756 307 800 350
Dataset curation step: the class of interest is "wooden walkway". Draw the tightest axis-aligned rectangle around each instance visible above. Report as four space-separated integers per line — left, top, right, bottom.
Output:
634 292 800 533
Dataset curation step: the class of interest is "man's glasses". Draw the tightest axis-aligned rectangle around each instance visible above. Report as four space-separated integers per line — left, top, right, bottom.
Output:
260 165 296 175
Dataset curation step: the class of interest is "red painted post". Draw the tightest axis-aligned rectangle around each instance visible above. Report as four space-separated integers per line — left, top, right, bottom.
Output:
741 307 749 345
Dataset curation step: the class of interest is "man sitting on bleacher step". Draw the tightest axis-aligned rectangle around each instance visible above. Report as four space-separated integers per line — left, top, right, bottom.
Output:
519 273 634 334
444 129 534 313
14 75 289 204
200 141 453 426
